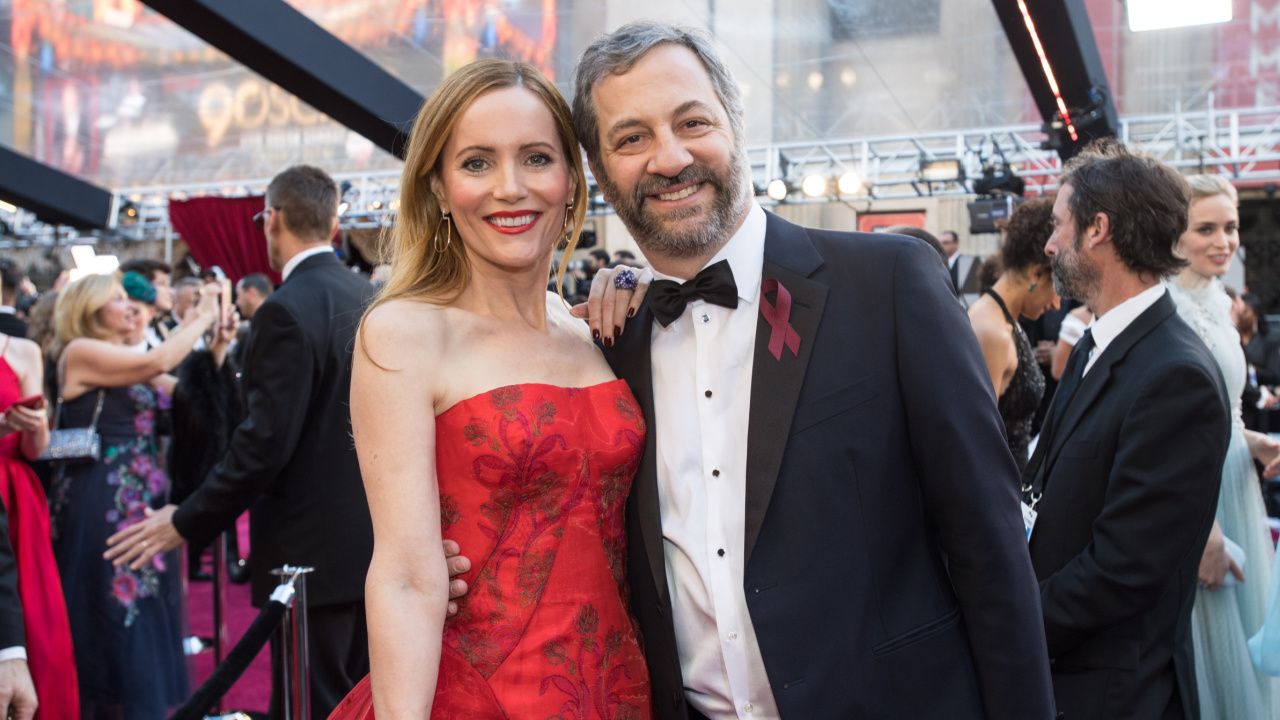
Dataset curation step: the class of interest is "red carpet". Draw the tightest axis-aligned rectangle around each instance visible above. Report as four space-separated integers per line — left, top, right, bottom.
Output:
186 515 271 715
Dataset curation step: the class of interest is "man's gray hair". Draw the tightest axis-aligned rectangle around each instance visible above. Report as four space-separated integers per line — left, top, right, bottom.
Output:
572 21 746 167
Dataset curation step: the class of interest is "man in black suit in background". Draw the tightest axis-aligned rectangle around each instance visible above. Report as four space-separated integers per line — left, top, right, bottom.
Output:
0 262 27 340
106 165 375 718
0 509 36 720
1025 140 1230 719
941 230 981 305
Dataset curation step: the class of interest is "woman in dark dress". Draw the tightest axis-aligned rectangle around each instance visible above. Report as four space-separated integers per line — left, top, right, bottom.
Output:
49 272 224 719
967 197 1060 469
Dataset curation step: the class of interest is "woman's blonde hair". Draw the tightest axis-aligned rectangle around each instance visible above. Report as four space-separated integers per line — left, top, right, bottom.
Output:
53 273 121 359
374 59 588 310
1186 173 1239 206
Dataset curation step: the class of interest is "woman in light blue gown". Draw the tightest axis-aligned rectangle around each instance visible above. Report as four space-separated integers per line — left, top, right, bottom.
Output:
1170 174 1280 719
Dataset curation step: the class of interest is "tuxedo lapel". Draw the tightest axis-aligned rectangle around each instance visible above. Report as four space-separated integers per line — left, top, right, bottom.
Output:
744 214 827 566
1034 291 1176 486
611 300 668 604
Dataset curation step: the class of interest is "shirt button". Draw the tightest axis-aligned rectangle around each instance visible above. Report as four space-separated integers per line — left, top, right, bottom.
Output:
727 631 738 640
712 469 721 477
704 389 713 398
745 703 755 713
717 548 725 557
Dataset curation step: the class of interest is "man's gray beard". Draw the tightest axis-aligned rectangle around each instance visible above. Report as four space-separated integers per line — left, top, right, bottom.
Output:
1051 244 1100 303
599 149 751 260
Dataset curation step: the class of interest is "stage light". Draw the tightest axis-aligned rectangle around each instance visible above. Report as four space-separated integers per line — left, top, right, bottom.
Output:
919 158 964 183
801 174 828 198
369 200 384 211
837 171 864 196
807 72 824 91
766 179 789 202
840 68 857 88
1127 0 1230 32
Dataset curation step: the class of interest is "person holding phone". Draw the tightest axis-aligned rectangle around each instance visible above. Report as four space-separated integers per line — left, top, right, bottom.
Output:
49 272 224 718
0 329 78 718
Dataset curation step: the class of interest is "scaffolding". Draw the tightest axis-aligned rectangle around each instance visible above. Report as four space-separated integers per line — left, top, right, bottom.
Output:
4 103 1280 247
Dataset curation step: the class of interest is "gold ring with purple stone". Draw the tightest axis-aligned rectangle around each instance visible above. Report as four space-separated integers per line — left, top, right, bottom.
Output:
614 268 638 290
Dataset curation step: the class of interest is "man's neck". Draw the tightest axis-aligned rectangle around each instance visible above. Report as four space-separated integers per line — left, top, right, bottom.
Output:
280 241 330 268
1089 272 1160 318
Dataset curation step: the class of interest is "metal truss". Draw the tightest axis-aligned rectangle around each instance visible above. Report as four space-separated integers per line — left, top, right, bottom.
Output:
5 103 1280 248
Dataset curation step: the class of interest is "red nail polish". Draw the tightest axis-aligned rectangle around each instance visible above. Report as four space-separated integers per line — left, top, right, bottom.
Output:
614 326 622 337
627 308 636 318
592 329 600 341
604 336 614 348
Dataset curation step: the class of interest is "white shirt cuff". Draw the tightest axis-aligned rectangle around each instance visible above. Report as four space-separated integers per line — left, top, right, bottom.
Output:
0 647 26 662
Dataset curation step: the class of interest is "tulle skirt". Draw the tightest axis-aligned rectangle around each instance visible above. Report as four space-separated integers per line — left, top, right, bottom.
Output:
1192 430 1280 719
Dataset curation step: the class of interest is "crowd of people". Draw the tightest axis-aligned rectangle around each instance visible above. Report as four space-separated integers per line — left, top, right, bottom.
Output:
0 18 1279 720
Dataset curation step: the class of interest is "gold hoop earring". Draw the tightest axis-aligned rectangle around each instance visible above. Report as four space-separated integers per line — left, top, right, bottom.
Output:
434 212 452 253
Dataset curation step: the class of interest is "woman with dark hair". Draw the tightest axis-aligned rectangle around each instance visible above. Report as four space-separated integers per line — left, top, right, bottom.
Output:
966 196 1060 469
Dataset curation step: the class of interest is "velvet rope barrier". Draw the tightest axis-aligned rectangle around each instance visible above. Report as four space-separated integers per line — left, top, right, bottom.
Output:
170 589 291 720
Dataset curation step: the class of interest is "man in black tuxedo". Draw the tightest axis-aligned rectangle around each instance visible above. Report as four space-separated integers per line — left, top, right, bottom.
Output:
105 165 375 717
1025 140 1230 719
573 22 1054 719
941 230 981 305
0 262 27 340
0 508 36 720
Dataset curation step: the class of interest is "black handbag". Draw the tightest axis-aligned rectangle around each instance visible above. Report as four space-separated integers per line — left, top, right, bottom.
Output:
38 389 105 464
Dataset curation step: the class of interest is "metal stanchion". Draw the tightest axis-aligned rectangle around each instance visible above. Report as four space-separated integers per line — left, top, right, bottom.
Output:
209 533 230 713
271 565 314 720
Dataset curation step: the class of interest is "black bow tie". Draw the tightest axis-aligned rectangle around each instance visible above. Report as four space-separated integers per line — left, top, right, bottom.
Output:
649 260 739 327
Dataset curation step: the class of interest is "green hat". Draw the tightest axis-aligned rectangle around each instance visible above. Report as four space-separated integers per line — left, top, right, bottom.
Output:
121 271 156 305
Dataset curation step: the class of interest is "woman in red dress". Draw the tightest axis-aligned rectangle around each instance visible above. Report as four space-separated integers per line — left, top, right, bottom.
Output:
329 60 651 718
0 333 78 718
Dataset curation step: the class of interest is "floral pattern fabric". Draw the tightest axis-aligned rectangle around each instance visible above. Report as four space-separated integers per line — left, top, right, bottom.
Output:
332 380 652 719
51 383 187 717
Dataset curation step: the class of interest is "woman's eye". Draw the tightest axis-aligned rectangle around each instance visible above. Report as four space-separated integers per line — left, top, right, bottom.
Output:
462 157 489 172
527 152 552 167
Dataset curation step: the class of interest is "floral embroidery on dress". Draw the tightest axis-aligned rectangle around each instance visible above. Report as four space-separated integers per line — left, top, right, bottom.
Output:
103 385 167 626
540 604 643 720
433 382 651 718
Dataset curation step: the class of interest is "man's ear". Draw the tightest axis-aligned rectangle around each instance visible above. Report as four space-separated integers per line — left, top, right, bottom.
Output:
1086 211 1111 250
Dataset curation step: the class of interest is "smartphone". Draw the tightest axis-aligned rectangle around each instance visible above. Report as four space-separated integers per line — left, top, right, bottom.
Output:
11 394 44 411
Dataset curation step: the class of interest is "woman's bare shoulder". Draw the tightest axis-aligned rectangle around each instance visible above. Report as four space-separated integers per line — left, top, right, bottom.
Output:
359 299 455 372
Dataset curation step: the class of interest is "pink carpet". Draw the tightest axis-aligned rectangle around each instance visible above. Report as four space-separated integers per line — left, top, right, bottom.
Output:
186 514 271 715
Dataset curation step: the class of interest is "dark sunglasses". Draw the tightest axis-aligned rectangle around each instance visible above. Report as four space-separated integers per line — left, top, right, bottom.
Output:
253 207 278 230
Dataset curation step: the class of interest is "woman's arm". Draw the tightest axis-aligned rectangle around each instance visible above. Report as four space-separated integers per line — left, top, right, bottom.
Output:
5 340 48 461
969 314 1015 398
357 303 449 719
63 291 217 397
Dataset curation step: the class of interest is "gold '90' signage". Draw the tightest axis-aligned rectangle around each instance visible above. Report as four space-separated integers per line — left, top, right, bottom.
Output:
197 79 327 147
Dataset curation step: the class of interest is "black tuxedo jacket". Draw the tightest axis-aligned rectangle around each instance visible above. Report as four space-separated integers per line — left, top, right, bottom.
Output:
605 212 1055 719
0 314 27 340
173 252 374 608
1025 292 1229 720
0 507 22 649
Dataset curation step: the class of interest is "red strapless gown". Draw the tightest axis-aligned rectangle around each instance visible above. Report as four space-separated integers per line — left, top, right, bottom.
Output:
0 352 79 719
332 380 652 719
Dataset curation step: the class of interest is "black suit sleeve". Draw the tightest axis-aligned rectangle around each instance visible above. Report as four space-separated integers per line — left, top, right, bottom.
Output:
891 239 1055 719
1038 363 1227 657
172 301 315 548
0 505 23 649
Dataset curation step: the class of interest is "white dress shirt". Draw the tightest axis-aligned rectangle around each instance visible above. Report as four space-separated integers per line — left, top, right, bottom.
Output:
651 202 780 720
1083 283 1166 376
280 246 334 282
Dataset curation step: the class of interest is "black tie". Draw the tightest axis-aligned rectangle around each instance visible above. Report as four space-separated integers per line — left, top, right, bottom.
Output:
1039 328 1095 450
649 260 739 327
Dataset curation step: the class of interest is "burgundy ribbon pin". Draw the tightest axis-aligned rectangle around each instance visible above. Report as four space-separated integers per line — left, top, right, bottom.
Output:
760 278 801 360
